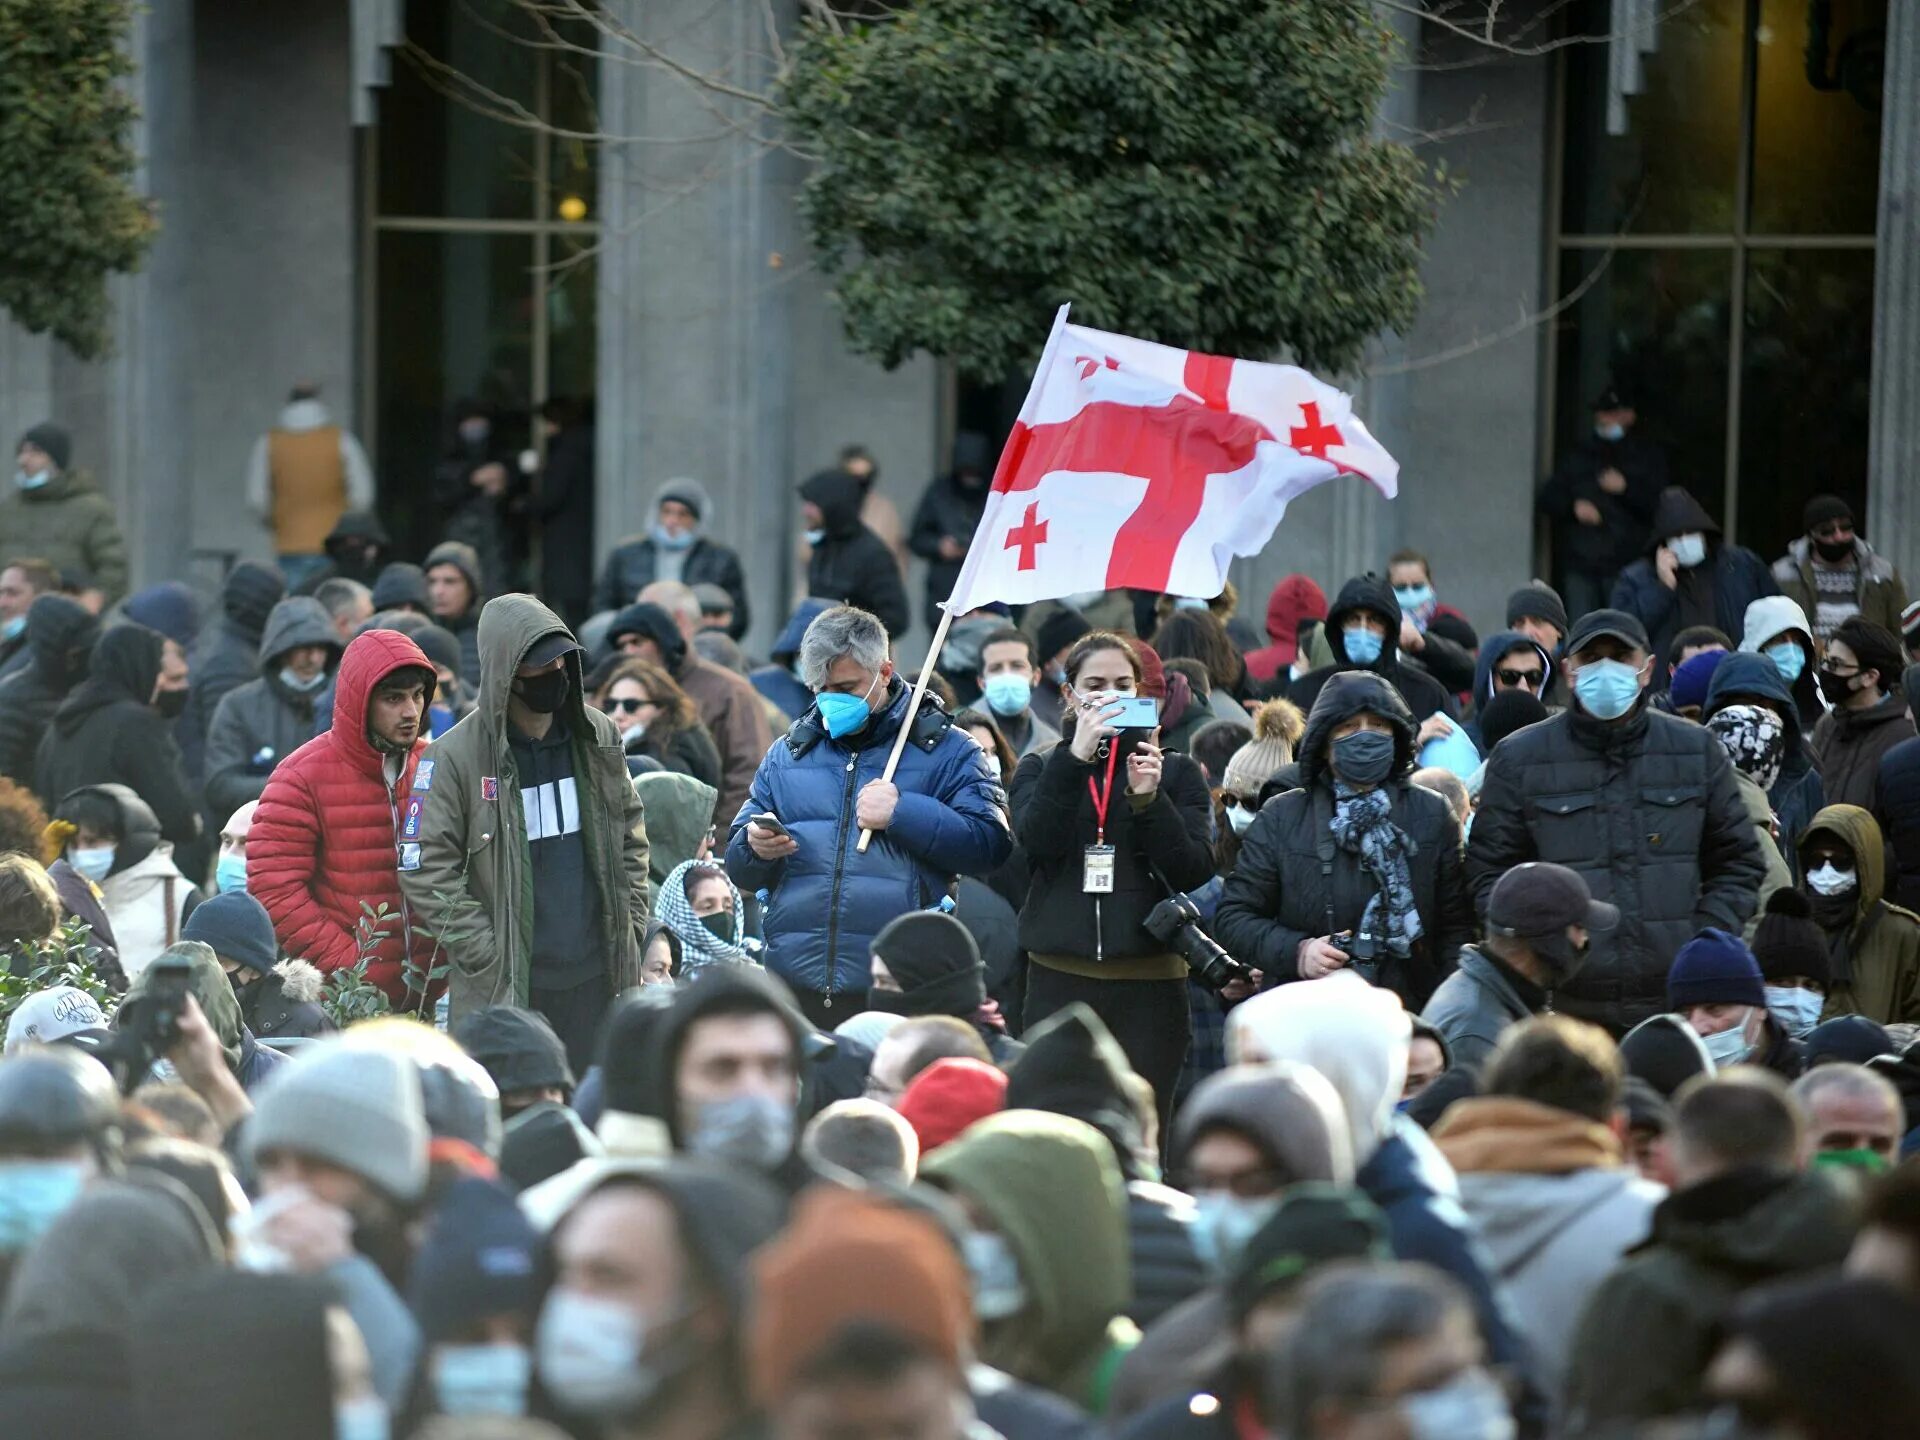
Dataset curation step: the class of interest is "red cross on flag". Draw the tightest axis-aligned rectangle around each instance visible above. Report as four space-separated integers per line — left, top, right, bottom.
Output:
944 307 1398 612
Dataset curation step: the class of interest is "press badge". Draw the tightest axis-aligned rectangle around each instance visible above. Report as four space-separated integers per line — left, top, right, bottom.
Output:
1083 844 1116 893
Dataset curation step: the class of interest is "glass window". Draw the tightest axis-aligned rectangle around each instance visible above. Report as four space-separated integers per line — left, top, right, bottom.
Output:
1749 0 1886 236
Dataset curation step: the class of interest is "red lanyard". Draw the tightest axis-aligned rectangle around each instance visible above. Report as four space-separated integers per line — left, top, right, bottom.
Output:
1087 742 1121 843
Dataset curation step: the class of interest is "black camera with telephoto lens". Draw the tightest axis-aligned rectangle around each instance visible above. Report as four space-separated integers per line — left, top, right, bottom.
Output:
98 952 195 1094
1329 930 1380 984
1145 894 1256 993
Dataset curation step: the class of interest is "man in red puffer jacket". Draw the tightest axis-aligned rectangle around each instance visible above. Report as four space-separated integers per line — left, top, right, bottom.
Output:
250 629 441 1007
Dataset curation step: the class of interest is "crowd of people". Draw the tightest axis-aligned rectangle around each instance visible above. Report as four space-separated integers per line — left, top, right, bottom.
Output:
2 407 1920 1440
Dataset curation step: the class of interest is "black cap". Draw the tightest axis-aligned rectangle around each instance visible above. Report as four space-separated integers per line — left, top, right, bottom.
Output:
1487 862 1618 939
522 630 582 668
1226 1185 1391 1322
1566 608 1650 657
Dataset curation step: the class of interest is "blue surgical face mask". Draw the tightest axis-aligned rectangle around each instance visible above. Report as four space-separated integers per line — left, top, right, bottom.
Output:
1595 422 1625 443
215 854 248 894
334 1395 390 1440
12 469 49 491
1701 1021 1755 1069
0 1160 89 1253
1343 624 1384 665
1765 985 1824 1040
982 673 1032 718
803 527 827 547
1668 532 1708 568
1573 659 1643 720
651 522 696 551
962 1230 1028 1321
1765 639 1806 685
816 671 882 740
434 1342 532 1417
278 665 328 693
1399 1368 1516 1440
1191 1191 1281 1274
1394 584 1436 616
68 845 115 884
1173 597 1211 612
0 615 23 642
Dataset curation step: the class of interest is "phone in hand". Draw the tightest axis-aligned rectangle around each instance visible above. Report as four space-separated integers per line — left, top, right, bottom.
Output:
750 812 790 838
1106 696 1161 730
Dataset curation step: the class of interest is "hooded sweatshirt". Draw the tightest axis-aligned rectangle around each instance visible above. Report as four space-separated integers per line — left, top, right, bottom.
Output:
1285 574 1456 724
1468 631 1555 741
1245 575 1329 684
1800 804 1920 1026
66 782 199 981
921 1111 1139 1413
799 468 910 639
203 597 343 817
633 770 721 889
183 561 288 763
1740 594 1828 727
1705 649 1825 871
1611 487 1777 672
0 593 97 784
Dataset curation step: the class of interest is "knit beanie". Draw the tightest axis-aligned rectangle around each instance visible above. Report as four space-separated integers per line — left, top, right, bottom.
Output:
248 1042 429 1203
18 422 71 472
1226 1184 1391 1324
1802 494 1853 532
1619 1014 1714 1098
370 563 430 615
1749 889 1831 988
408 1177 540 1343
452 1005 575 1096
654 476 712 522
1902 603 1920 651
412 623 462 680
1669 650 1729 712
1127 635 1167 699
123 583 201 649
1803 1015 1894 1069
1222 700 1306 798
1477 690 1550 752
896 1058 1007 1156
223 562 288 636
181 891 279 975
1036 608 1092 666
422 541 483 598
749 1188 973 1407
1505 581 1569 641
1667 927 1767 1010
869 912 985 1018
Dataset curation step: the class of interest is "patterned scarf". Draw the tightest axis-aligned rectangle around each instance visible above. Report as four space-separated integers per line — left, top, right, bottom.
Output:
1707 704 1787 792
1330 784 1423 957
655 860 757 975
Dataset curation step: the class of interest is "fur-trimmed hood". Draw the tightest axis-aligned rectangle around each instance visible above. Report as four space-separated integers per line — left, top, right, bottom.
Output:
272 958 325 1005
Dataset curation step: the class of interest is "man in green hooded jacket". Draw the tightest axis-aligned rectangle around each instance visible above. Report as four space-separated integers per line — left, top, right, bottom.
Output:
0 424 128 605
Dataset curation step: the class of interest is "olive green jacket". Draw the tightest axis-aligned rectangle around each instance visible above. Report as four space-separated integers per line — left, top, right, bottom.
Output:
0 470 129 603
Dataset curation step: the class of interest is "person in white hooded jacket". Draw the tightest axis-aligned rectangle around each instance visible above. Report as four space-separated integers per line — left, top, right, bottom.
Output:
50 782 202 981
1740 594 1825 730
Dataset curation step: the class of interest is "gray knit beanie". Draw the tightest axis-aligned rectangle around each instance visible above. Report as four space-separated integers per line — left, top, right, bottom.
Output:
248 1042 428 1203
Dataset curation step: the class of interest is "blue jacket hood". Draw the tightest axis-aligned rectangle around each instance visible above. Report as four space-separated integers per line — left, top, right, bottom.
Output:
1705 651 1803 747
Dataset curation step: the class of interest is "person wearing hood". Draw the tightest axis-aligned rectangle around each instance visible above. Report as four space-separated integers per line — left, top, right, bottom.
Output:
1245 574 1329 687
908 431 994 635
1423 861 1618 1071
0 592 97 785
594 476 750 639
1430 1015 1664 1400
36 622 199 853
798 467 911 640
295 510 390 597
868 910 1021 1064
752 596 836 723
249 628 443 1004
1811 616 1915 809
1610 484 1776 680
1544 384 1668 621
632 769 720 892
1738 592 1825 726
1879 664 1920 913
1560 1070 1855 1432
611 588 772 824
49 783 201 977
727 604 1008 1027
529 394 597 626
182 559 287 769
1387 548 1480 698
1217 670 1472 1011
183 889 335 1041
1286 572 1456 724
1704 646 1826 879
402 596 650 1065
921 1110 1140 1414
202 596 342 820
1797 804 1920 1026
244 382 377 590
1466 631 1555 746
1668 927 1804 1079
1702 698 1794 927
423 539 487 682
115 939 287 1091
0 558 55 682
0 422 129 605
1770 493 1908 642
432 398 514 594
1468 608 1766 1034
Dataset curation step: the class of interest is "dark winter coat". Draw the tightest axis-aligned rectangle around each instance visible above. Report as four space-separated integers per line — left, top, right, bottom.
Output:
1802 804 1920 1028
1286 575 1458 725
725 678 1011 999
181 561 286 778
908 434 993 633
422 541 486 683
1467 695 1768 1035
432 432 512 594
1771 535 1908 636
1878 736 1920 914
1561 1168 1854 1432
1008 739 1215 969
622 720 723 789
0 466 129 603
293 509 391 596
0 594 96 785
1811 692 1916 812
1609 488 1777 677
37 626 200 848
531 421 597 619
1420 946 1541 1072
594 534 750 639
1216 672 1472 1011
1545 427 1668 576
1704 651 1825 875
800 469 910 640
239 958 336 1041
203 598 342 819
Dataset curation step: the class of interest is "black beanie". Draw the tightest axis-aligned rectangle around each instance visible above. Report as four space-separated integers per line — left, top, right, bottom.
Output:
180 892 278 975
1802 494 1853 532
1619 1013 1712 1099
1003 1002 1143 1167
371 562 430 614
413 623 462 680
870 912 985 1018
1505 582 1569 640
1477 689 1551 752
1036 608 1092 665
18 422 71 472
1750 889 1830 988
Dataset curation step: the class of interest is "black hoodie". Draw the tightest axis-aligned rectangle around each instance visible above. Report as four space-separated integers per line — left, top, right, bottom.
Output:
799 469 911 639
0 593 97 784
182 560 287 773
1286 574 1457 724
1611 486 1777 673
907 432 994 633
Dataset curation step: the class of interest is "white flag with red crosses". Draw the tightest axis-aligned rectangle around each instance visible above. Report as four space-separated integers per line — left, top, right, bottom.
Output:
944 308 1399 612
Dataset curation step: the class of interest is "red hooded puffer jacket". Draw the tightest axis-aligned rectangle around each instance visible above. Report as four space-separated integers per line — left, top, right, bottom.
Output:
1245 574 1329 683
249 630 437 1003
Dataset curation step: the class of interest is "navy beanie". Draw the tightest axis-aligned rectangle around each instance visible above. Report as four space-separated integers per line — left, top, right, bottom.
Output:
181 891 279 975
1667 927 1766 1010
407 1176 541 1343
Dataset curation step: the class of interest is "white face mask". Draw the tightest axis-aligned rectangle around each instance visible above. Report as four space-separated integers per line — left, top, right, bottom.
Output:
433 1343 531 1417
1700 1020 1756 1069
1226 804 1257 836
1765 985 1824 1040
1668 532 1708 568
537 1289 660 1419
961 1230 1028 1321
1806 862 1858 896
1191 1191 1281 1273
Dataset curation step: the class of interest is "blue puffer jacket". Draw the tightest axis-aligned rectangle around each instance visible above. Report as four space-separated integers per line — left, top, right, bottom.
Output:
725 678 1013 998
1704 651 1825 875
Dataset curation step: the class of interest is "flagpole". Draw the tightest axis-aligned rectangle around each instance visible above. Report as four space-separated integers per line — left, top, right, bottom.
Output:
855 304 1073 855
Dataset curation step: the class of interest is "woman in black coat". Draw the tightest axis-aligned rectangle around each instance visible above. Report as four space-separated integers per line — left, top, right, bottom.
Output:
1008 630 1216 1127
1215 670 1472 1011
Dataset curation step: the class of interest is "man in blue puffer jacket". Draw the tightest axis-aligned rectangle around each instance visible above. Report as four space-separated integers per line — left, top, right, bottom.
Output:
726 605 1012 1025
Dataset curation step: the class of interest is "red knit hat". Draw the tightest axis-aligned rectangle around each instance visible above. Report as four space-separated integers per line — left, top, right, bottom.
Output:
896 1057 1008 1155
1126 635 1167 699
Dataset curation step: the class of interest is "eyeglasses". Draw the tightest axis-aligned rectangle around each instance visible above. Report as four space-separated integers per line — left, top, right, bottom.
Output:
608 697 653 714
1820 664 1860 679
1495 668 1543 688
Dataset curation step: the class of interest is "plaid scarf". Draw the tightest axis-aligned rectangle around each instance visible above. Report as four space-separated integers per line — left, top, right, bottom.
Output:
655 860 757 974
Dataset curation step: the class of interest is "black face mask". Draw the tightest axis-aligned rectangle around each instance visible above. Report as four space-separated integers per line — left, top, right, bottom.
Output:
697 911 735 945
514 668 571 714
864 988 912 1015
1529 931 1592 987
154 687 188 719
1331 730 1397 788
1810 891 1859 932
1813 536 1855 564
1817 669 1859 708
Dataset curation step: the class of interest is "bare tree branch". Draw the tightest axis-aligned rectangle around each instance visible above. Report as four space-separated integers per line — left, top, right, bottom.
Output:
1367 243 1620 376
1380 0 1707 60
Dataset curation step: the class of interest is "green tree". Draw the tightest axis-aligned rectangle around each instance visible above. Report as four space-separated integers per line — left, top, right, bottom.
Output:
0 0 156 358
783 0 1440 379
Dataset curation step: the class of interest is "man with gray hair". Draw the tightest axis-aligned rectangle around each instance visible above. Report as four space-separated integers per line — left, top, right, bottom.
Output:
801 1097 920 1186
313 577 373 647
726 605 1010 1026
1792 1061 1904 1170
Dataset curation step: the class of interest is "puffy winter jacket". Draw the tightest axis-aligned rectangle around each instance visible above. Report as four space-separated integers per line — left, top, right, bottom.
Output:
1216 671 1472 1011
1802 804 1920 1027
725 678 1011 999
182 561 286 775
1286 574 1458 724
0 594 96 785
799 469 911 640
1610 488 1776 677
1878 736 1920 914
1811 692 1916 812
0 467 128 603
249 629 439 1001
595 537 751 640
1467 695 1768 1034
203 597 342 820
1771 534 1909 637
1704 650 1824 876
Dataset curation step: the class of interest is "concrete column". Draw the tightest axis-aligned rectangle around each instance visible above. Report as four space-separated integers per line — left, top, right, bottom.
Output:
1867 0 1920 585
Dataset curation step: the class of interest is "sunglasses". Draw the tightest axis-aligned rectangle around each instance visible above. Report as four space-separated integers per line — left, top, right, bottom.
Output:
1495 668 1543 688
1219 792 1248 810
608 697 653 714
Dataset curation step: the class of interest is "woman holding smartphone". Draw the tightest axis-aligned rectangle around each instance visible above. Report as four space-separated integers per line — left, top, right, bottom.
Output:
1008 631 1215 1125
